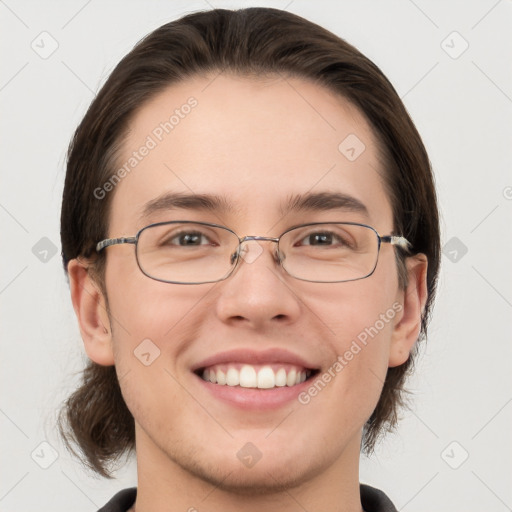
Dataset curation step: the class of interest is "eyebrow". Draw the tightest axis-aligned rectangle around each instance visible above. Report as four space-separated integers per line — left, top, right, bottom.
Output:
140 191 368 221
141 192 234 220
281 191 369 217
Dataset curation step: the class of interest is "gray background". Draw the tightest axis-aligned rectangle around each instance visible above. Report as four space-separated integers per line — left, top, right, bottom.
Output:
1 0 511 510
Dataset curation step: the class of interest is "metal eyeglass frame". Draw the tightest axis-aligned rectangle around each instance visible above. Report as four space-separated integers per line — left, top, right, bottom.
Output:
96 220 411 284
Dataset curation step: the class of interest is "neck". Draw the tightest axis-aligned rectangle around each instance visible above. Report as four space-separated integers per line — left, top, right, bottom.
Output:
130 425 364 512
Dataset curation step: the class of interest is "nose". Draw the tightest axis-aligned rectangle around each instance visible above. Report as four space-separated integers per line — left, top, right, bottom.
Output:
215 239 301 329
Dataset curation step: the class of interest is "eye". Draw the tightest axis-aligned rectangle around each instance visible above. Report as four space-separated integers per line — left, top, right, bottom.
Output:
298 231 350 247
166 230 213 246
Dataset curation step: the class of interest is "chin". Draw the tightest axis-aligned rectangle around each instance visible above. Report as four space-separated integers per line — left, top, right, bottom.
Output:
186 454 319 496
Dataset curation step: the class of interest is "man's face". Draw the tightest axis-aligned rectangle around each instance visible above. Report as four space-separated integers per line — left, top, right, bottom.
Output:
101 74 405 491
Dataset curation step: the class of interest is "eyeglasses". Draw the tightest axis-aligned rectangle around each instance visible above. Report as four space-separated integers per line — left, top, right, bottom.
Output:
96 221 410 284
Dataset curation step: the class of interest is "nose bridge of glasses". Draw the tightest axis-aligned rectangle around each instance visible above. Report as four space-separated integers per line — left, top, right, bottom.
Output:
239 235 280 244
232 235 282 265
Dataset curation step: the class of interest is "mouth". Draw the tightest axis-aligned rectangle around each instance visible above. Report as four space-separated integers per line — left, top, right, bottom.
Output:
190 348 322 409
194 363 320 390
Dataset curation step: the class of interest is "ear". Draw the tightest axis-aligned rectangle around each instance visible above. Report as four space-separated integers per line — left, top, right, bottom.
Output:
388 254 428 368
67 259 115 366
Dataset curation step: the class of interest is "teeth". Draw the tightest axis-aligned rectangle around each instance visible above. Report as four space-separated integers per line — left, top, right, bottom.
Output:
257 366 275 389
240 365 257 388
275 368 287 387
226 367 240 386
216 368 226 385
200 364 312 389
286 368 296 387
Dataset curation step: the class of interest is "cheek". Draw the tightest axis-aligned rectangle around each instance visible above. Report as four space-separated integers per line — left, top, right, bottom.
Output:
299 316 395 444
104 271 215 427
104 256 217 373
301 272 397 349
106 253 205 334
295 277 399 416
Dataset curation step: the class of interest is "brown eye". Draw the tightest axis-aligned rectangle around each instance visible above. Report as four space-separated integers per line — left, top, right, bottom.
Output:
305 233 333 245
162 231 213 247
298 231 349 247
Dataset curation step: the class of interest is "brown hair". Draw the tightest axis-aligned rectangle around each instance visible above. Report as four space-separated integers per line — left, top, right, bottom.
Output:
58 7 440 478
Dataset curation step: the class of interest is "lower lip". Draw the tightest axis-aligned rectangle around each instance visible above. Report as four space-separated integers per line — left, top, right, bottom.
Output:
193 372 317 411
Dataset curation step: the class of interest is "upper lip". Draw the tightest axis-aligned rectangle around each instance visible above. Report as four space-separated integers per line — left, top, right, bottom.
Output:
191 348 319 372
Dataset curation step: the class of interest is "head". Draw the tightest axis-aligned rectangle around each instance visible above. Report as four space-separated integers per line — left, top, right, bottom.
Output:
59 7 439 484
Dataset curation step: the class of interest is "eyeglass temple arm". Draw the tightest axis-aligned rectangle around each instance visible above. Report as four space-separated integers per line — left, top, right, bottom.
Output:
381 235 411 251
96 237 137 252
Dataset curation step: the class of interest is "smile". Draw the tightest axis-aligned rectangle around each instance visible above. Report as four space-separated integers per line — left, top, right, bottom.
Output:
196 363 318 389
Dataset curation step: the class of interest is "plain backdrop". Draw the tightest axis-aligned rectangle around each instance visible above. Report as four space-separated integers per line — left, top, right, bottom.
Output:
1 1 511 511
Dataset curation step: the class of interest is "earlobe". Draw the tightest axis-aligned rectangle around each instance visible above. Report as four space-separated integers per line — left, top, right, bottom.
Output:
67 259 115 366
388 254 428 368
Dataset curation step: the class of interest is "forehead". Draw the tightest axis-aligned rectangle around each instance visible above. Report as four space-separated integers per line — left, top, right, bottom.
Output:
108 73 393 234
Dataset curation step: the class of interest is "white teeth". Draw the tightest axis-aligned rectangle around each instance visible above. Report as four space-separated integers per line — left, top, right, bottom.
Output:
199 364 313 389
216 368 226 385
226 367 240 386
240 365 257 388
275 368 287 387
257 366 275 389
286 368 296 387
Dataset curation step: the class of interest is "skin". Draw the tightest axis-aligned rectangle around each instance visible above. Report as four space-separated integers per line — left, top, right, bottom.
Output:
68 74 427 512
